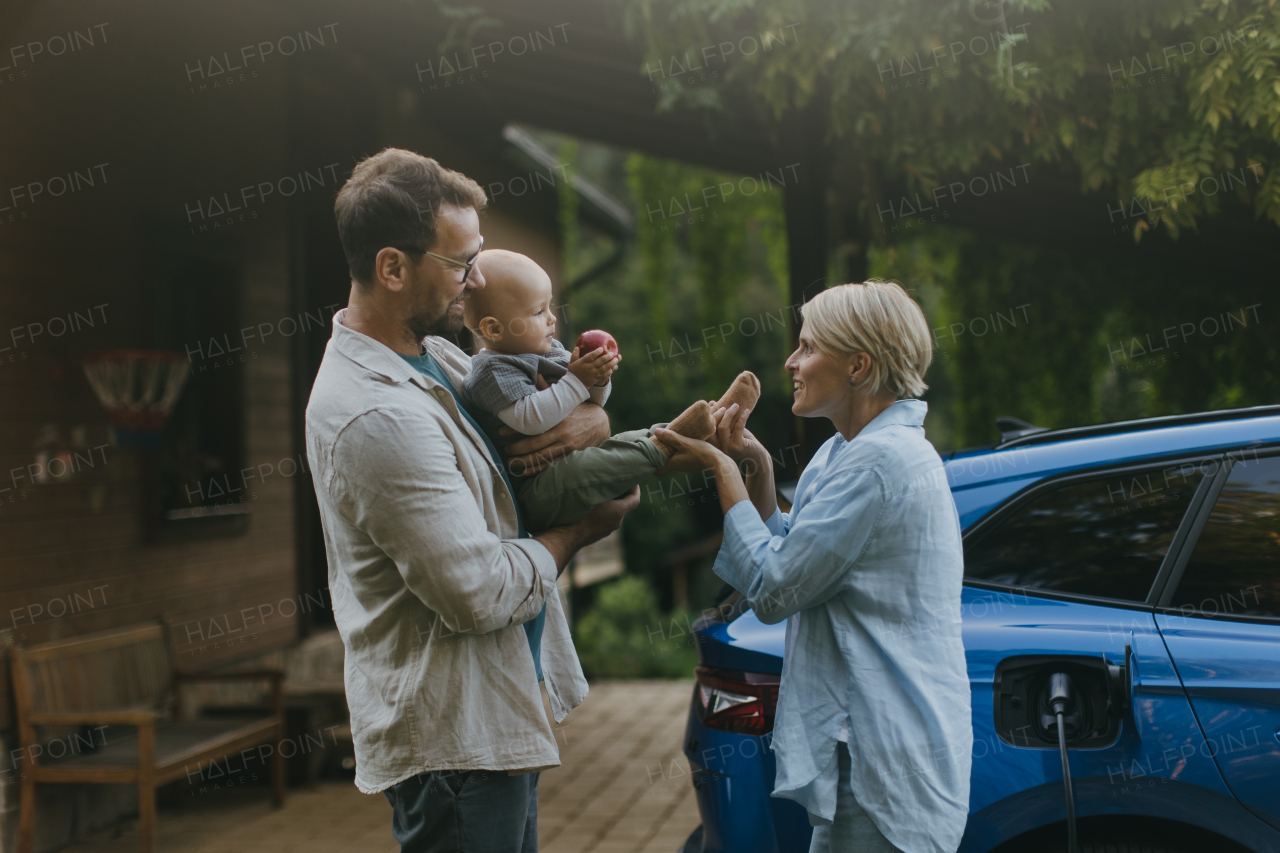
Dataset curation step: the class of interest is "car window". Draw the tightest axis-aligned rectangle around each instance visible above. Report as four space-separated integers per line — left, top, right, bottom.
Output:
965 461 1209 601
1169 454 1280 620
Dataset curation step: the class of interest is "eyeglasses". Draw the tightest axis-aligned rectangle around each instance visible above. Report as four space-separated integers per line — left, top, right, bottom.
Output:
399 235 484 282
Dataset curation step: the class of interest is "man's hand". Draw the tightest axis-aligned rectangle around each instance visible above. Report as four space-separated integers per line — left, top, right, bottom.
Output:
576 486 640 548
566 346 619 388
535 487 641 575
501 402 610 475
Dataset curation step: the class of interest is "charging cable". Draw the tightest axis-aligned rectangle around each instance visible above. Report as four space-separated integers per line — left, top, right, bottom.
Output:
1049 672 1077 853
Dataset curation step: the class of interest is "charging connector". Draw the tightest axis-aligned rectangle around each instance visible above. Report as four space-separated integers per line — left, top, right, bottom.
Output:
1048 672 1078 853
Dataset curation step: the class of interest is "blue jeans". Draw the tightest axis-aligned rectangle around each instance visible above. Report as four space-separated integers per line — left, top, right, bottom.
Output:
384 769 540 853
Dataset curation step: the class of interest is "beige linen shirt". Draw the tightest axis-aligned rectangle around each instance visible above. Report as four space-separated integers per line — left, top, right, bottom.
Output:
304 309 588 794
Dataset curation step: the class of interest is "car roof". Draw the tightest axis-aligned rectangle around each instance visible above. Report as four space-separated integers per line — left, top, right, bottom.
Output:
944 405 1280 529
714 406 1280 667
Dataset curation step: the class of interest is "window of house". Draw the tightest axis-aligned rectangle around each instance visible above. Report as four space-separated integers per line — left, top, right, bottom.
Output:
965 462 1209 601
1168 454 1280 620
150 254 247 532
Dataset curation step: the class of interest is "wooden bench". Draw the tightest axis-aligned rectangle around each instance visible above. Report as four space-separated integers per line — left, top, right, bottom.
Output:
9 621 285 853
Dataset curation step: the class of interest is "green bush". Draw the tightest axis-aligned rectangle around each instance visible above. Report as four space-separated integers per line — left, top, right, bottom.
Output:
574 575 699 679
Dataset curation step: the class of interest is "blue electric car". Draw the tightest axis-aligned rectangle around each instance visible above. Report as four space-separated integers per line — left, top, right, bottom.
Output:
679 405 1280 853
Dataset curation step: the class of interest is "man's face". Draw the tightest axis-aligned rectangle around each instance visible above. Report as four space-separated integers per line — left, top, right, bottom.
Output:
405 203 486 340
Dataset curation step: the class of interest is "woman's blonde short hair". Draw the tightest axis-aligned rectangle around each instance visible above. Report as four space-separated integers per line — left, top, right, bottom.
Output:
801 280 933 399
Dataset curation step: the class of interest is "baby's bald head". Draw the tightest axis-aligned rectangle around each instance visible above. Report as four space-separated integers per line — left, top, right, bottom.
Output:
465 249 557 354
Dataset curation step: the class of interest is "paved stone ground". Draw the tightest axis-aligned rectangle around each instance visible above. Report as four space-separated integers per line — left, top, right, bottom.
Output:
59 680 700 853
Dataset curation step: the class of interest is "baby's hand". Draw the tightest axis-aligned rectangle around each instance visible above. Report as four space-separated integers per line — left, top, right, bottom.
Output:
568 346 619 387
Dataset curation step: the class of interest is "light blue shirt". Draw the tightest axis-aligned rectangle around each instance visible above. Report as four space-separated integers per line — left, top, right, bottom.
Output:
713 400 972 853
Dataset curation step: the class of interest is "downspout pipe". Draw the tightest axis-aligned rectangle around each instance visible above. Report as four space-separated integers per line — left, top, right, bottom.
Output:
500 124 637 299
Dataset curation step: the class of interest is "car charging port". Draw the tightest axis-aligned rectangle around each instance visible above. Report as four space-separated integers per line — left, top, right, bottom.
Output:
992 655 1123 750
994 656 1128 853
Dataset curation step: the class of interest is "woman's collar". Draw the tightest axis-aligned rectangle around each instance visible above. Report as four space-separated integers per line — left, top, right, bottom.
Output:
860 399 928 436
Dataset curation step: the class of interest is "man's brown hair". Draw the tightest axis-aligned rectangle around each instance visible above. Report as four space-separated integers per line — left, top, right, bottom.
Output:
334 148 487 286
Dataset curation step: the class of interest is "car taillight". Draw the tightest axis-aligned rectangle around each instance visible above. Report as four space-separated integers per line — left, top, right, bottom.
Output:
694 666 780 735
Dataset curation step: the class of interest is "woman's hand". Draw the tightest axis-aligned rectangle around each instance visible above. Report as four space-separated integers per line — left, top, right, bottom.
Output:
712 404 767 466
652 429 727 474
712 403 777 521
652 428 750 514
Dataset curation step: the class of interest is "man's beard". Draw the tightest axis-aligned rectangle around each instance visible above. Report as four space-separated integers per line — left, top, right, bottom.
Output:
407 305 464 342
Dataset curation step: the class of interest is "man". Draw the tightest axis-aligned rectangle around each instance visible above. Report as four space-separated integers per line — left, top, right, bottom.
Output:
306 148 639 852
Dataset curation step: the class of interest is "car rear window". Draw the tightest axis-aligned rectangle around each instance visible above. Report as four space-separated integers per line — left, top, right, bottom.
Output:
1169 454 1280 620
965 461 1209 601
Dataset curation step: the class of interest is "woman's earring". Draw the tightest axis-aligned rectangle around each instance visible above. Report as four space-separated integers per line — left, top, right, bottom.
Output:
848 376 857 386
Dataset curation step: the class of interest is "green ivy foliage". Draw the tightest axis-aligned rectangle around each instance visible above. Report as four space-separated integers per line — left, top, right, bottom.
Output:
616 0 1279 448
558 142 798 595
619 0 1280 237
870 230 1277 447
625 153 791 399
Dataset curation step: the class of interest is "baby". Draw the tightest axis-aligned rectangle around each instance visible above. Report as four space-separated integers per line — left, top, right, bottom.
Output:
463 249 760 534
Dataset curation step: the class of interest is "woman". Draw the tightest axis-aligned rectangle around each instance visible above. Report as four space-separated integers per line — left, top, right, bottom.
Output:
656 281 972 853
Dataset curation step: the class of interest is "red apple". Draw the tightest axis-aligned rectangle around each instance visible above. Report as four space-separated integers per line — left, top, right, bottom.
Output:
575 329 619 358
